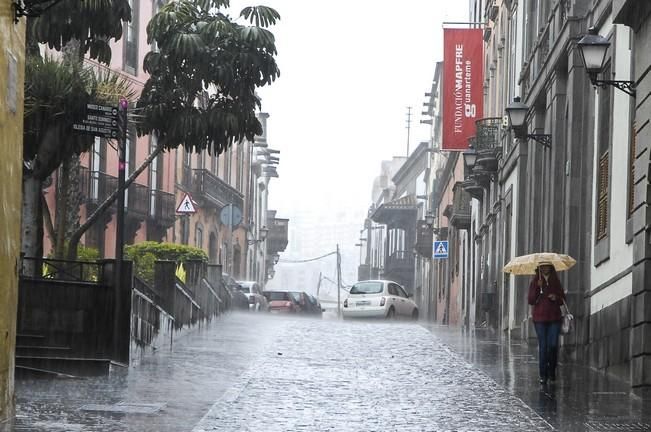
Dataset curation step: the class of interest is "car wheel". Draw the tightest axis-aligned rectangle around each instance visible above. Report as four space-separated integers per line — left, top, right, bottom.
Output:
411 309 419 321
386 307 396 320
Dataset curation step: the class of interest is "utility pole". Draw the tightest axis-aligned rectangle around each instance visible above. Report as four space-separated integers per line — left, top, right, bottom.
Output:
316 272 322 298
336 244 342 318
406 106 412 156
114 97 128 360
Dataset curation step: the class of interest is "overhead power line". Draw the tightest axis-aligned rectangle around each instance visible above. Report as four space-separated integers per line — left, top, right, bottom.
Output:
278 251 337 264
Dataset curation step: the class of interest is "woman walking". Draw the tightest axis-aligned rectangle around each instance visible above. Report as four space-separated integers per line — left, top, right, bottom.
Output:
528 263 565 385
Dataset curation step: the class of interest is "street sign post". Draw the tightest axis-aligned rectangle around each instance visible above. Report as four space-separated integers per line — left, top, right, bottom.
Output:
72 103 119 139
433 241 449 259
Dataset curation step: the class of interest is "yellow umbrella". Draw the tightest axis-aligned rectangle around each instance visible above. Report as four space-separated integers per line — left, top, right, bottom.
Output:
503 252 576 275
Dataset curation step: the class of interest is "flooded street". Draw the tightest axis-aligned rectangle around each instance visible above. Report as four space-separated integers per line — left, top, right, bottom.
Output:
15 313 554 431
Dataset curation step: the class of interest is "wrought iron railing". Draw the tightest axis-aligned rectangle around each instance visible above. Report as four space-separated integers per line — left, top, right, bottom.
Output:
133 276 163 307
127 182 150 217
21 257 103 283
79 167 119 208
150 189 176 226
193 169 244 210
474 118 502 151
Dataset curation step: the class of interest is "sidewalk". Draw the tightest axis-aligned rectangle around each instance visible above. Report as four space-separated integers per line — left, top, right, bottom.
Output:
13 313 279 432
426 324 651 432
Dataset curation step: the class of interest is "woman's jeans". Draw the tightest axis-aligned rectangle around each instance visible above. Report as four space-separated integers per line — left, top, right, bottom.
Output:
534 321 561 380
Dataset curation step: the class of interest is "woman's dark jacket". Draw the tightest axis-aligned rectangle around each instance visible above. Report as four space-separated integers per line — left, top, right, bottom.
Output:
527 275 565 323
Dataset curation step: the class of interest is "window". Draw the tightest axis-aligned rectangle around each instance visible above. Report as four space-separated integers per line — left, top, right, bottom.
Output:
195 223 203 249
396 285 408 298
149 135 163 217
596 64 612 241
90 137 102 201
124 0 139 74
350 282 384 295
387 284 399 296
628 120 637 218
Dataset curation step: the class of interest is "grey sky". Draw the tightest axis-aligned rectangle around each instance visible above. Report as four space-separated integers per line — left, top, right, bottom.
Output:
234 0 469 245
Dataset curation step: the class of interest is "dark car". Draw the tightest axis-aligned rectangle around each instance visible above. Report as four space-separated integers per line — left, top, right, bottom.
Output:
263 291 323 316
303 293 324 317
263 290 301 314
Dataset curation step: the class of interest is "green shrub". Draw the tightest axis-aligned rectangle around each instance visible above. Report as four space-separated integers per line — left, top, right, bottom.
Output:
125 241 208 284
45 244 101 281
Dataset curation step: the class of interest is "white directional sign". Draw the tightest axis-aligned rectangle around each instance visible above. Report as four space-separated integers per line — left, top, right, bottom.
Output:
433 241 449 259
176 193 197 214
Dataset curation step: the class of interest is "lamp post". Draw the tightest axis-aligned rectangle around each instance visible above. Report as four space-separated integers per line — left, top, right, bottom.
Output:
577 27 636 96
505 97 552 148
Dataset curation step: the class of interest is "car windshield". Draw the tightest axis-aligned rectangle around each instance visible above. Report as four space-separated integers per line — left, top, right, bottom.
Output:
288 292 303 303
238 286 250 294
266 292 289 301
349 282 383 294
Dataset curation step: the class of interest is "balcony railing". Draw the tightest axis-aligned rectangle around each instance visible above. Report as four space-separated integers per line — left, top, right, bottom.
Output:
474 118 502 151
450 183 471 229
79 166 118 209
268 218 289 254
149 189 176 227
193 169 244 210
127 182 151 218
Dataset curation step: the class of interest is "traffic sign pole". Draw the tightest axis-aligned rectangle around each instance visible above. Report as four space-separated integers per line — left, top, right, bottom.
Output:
113 98 128 362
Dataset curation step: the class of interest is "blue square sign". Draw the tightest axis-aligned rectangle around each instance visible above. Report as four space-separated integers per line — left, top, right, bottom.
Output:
433 241 449 259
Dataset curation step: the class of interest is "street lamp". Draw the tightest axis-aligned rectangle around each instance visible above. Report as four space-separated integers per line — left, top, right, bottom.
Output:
462 150 478 171
505 97 552 148
425 212 435 226
247 226 268 245
577 27 636 96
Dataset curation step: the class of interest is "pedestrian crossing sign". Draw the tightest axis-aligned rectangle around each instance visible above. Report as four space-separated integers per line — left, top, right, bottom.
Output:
433 241 449 259
176 193 197 214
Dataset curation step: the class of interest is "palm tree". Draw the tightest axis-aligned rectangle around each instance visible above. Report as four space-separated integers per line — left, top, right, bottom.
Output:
22 56 135 266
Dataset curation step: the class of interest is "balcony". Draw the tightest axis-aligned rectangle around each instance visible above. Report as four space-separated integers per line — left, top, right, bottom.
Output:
450 183 471 230
474 117 502 172
79 166 118 210
126 182 150 219
384 250 415 290
192 169 244 211
267 217 289 255
149 189 176 228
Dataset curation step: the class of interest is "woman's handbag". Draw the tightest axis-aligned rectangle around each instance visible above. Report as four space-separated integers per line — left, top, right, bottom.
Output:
561 300 574 334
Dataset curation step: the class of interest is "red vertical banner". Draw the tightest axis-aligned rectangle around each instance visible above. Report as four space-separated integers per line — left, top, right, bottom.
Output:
442 28 484 151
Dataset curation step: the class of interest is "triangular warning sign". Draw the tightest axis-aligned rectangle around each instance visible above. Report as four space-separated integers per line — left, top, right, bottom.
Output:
176 194 196 214
436 243 447 255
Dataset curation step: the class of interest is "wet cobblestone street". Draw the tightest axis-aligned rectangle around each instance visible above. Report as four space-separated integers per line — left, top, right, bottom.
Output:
193 315 552 432
17 312 651 431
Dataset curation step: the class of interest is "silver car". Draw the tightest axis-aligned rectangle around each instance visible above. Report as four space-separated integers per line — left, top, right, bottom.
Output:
236 281 269 312
342 280 418 320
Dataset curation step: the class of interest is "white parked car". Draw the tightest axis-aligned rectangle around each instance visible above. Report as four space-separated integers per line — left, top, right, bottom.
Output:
236 281 269 312
342 280 418 320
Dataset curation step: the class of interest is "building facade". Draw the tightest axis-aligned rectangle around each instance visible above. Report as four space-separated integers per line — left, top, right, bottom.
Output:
0 1 25 424
449 0 648 387
41 1 287 288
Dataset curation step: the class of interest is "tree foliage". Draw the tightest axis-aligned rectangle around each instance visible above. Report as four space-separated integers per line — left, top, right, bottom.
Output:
137 0 281 155
26 0 131 63
23 56 136 180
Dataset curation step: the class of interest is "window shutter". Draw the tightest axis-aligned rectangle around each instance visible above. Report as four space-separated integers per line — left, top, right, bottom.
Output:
597 152 609 240
628 122 637 217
